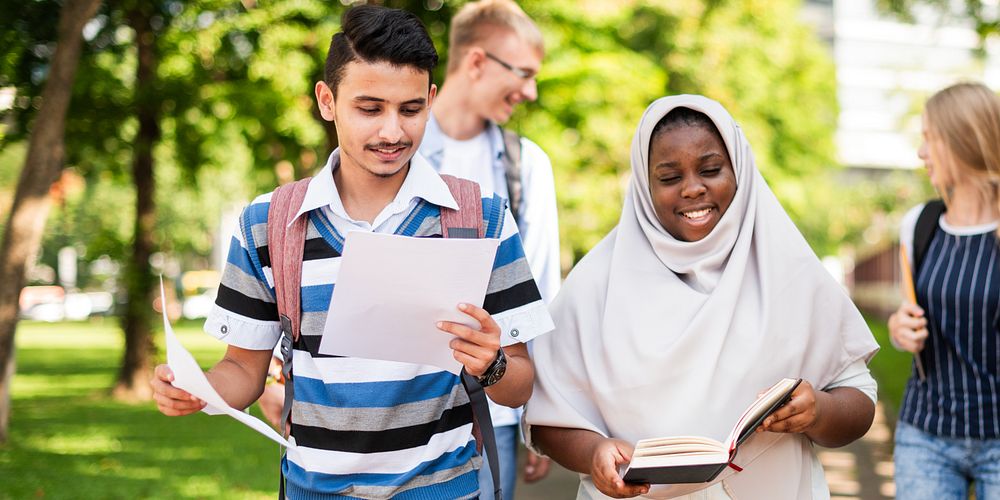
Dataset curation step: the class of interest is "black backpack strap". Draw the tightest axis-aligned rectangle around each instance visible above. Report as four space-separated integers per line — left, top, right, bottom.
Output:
499 127 523 224
460 370 502 500
913 200 946 279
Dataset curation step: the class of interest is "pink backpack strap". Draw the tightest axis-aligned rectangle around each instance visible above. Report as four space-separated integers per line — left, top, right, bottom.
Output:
267 177 311 342
439 174 484 239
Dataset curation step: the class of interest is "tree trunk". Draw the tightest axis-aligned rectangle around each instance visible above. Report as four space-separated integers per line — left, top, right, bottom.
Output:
0 0 102 444
113 3 160 401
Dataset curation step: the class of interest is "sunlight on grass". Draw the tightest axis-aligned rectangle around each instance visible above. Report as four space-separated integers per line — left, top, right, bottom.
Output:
24 432 123 454
13 374 111 397
2 321 273 499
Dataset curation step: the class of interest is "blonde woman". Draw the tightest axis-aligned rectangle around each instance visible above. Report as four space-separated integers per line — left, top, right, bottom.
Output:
888 82 1000 499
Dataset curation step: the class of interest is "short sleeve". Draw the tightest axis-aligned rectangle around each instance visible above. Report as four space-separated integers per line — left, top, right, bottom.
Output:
823 358 878 404
483 201 555 346
204 200 282 350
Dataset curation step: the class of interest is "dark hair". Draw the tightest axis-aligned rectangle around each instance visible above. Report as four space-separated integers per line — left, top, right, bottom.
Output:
325 5 439 97
650 107 725 148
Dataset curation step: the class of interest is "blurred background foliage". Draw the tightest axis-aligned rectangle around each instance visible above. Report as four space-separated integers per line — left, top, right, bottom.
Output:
0 0 932 284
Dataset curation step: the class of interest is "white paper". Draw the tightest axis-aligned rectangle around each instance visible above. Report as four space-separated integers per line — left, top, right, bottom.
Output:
160 279 295 449
318 231 500 374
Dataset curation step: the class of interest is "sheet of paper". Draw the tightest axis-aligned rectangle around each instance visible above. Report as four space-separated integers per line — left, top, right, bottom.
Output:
318 231 500 374
160 279 294 449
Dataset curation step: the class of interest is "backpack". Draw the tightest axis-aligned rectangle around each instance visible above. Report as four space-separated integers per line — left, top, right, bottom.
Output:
267 174 503 500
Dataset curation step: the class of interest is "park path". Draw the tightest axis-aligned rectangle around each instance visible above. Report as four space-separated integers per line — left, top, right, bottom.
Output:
515 402 899 500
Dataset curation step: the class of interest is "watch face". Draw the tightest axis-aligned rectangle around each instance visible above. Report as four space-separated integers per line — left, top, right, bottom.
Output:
478 349 507 387
485 356 507 386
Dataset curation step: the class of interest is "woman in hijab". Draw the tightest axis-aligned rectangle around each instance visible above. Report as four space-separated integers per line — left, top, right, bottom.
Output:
524 95 880 499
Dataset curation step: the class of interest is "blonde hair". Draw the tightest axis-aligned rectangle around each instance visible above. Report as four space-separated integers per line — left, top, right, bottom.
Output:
925 81 1000 237
447 0 544 74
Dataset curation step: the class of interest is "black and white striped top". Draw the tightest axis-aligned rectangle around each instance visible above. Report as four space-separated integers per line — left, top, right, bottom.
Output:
899 204 1000 439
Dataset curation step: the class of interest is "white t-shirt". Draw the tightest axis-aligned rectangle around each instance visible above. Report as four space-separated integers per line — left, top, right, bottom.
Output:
440 132 495 195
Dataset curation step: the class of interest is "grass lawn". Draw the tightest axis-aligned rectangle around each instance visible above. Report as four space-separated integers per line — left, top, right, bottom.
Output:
0 319 277 500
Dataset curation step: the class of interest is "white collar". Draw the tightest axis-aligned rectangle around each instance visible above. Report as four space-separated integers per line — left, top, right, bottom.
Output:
938 214 1000 236
290 149 458 226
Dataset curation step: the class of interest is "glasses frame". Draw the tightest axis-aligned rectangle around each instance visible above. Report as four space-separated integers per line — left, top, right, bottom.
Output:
484 51 535 80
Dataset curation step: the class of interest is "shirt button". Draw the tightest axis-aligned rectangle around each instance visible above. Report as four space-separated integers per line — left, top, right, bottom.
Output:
220 325 228 334
510 328 519 338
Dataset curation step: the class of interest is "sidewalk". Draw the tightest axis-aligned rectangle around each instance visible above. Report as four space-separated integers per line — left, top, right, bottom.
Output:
818 401 896 499
514 402 899 499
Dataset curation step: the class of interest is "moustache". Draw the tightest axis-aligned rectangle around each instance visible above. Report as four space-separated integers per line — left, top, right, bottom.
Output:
366 141 412 150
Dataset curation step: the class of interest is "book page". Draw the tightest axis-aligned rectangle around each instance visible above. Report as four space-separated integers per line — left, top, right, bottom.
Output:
635 436 724 452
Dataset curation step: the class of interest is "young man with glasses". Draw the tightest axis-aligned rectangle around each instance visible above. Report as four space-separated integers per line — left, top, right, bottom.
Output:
418 1 560 498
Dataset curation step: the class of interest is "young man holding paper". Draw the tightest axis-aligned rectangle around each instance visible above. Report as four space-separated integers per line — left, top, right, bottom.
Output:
150 5 553 498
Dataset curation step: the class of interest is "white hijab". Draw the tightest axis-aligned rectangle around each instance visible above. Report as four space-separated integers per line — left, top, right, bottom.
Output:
525 95 878 499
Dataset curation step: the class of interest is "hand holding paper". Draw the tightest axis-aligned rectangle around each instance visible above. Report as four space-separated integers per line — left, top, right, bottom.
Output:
157 279 295 448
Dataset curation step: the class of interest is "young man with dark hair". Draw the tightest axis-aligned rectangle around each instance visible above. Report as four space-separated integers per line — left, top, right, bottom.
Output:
417 1 560 497
151 5 553 498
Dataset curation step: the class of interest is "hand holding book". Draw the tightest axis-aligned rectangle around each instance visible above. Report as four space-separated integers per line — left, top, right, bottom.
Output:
621 378 801 484
590 438 651 498
756 379 819 434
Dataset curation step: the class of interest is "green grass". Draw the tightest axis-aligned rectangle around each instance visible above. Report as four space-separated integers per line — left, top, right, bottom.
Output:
0 319 277 500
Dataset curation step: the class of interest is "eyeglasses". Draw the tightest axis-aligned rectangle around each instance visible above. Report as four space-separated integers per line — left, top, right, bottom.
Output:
484 51 536 80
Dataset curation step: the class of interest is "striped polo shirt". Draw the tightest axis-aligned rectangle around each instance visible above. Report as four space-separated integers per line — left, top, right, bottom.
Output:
205 151 554 499
899 204 1000 439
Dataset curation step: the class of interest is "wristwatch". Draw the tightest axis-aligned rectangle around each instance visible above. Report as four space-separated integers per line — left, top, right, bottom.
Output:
476 348 507 387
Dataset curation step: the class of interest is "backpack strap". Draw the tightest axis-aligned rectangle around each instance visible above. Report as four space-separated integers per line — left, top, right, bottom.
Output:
266 177 310 500
913 199 946 279
440 174 485 239
499 127 523 224
267 178 312 343
439 174 501 500
460 372 502 500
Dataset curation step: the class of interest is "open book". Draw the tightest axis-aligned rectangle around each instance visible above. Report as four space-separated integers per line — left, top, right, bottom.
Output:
621 378 801 484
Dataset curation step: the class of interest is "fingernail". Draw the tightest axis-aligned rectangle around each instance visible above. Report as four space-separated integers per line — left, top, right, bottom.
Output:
436 322 443 328
458 303 468 310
